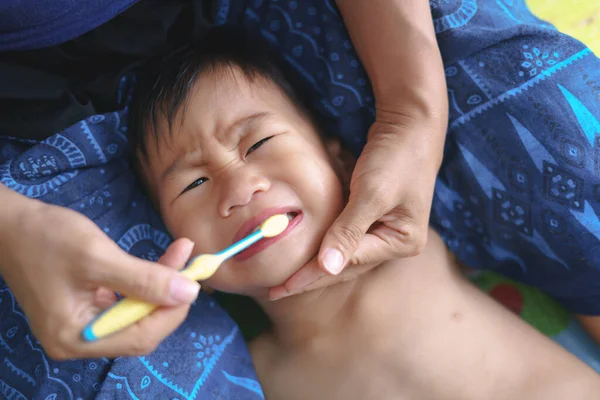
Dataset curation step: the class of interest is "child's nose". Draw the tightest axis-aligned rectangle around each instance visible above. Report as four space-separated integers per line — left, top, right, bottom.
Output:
218 166 270 217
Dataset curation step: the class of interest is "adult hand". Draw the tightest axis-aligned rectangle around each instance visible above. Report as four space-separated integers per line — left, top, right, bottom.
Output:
268 0 448 300
0 189 200 359
270 105 447 300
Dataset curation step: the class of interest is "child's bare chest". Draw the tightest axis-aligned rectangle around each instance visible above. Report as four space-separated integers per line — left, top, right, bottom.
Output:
260 297 413 399
265 342 406 400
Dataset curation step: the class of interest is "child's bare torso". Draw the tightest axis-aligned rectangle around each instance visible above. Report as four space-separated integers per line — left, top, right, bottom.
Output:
252 269 418 400
250 232 479 400
250 231 600 400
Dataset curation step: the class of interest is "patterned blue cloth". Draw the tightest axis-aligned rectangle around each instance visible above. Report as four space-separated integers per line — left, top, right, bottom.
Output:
2 0 600 398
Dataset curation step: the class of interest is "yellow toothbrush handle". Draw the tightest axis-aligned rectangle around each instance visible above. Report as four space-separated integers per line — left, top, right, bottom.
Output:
181 254 224 281
83 298 158 341
83 254 224 341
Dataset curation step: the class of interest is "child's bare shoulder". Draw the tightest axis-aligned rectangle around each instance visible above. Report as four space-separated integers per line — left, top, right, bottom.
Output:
351 229 463 322
249 331 277 371
365 228 458 286
248 332 288 396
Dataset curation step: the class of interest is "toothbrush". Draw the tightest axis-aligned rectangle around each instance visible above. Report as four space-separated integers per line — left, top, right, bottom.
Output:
82 214 290 341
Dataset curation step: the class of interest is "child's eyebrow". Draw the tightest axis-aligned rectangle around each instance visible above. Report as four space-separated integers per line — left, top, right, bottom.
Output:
160 111 274 183
217 111 274 147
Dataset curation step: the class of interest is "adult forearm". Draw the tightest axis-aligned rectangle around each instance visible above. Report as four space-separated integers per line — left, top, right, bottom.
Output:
335 0 447 118
0 184 41 274
0 183 25 224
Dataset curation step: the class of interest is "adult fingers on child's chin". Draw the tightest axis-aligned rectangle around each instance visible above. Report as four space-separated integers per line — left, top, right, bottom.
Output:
271 263 378 300
79 304 191 358
158 238 195 270
295 262 377 294
270 232 405 300
350 224 426 265
349 233 400 265
269 257 323 300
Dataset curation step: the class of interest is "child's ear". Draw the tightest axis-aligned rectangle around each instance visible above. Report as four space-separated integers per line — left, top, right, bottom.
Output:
325 138 355 190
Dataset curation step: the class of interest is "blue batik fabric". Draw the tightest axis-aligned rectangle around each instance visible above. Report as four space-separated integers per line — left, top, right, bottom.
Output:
2 0 600 399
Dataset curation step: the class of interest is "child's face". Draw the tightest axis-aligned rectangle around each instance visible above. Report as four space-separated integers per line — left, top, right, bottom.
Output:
141 67 345 296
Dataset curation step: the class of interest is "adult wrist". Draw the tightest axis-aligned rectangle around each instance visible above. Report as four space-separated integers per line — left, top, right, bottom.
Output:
373 41 446 107
0 185 41 274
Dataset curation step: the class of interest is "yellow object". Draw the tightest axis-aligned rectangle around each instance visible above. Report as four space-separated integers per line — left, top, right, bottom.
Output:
259 213 290 238
83 214 290 341
527 0 600 54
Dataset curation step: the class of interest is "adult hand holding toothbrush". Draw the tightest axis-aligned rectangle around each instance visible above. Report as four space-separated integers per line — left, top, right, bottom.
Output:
0 185 200 359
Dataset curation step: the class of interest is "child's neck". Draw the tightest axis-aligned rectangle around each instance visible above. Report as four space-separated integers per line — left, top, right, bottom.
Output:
253 278 360 347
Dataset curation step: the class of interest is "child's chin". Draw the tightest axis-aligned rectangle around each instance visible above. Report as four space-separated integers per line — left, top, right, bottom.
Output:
208 267 302 295
250 266 304 289
262 256 310 278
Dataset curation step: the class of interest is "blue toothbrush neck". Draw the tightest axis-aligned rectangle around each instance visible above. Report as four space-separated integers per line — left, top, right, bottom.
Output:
216 229 265 259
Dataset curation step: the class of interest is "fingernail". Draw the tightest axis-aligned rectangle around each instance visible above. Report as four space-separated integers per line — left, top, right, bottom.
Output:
323 248 344 275
183 239 195 254
270 287 291 301
170 276 200 304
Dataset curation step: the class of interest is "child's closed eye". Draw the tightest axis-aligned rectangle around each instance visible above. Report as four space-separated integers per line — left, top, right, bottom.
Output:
181 177 207 195
246 135 274 156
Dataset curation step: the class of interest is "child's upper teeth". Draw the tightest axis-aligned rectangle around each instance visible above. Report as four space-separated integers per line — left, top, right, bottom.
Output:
286 212 294 221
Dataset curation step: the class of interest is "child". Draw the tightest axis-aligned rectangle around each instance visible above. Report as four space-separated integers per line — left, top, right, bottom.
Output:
128 30 600 399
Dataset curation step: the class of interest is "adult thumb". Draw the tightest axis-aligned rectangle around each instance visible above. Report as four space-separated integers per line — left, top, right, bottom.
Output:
98 243 200 306
319 195 381 275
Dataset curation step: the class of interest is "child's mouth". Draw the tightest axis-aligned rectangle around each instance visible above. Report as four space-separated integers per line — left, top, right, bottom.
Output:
234 209 303 262
251 212 298 233
286 211 298 221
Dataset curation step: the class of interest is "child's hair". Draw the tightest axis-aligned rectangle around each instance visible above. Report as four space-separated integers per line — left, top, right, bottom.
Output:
128 27 327 162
